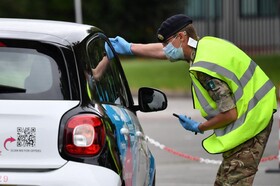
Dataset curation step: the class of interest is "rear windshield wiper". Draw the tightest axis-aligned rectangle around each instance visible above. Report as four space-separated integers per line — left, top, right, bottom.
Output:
0 84 26 93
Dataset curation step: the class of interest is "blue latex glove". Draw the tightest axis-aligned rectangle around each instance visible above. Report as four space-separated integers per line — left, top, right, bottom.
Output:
105 42 114 60
109 36 133 55
178 115 203 134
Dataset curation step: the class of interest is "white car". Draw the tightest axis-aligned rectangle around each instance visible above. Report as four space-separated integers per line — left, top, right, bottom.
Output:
0 18 168 186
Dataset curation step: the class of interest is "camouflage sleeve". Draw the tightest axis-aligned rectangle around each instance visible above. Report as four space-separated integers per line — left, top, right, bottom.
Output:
197 72 236 112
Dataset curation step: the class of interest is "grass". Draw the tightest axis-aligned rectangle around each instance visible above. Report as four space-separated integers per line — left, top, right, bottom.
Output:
121 55 280 94
121 58 191 94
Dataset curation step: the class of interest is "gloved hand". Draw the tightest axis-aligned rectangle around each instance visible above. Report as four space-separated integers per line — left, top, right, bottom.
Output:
178 115 203 134
109 36 133 55
105 42 114 60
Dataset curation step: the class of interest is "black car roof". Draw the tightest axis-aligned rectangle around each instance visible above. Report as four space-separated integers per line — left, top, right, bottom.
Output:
0 18 102 46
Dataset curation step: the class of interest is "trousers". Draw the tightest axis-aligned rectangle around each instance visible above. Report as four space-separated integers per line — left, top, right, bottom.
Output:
214 117 273 186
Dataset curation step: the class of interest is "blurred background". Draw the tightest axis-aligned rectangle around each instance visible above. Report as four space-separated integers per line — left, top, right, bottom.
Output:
1 0 279 93
0 0 279 52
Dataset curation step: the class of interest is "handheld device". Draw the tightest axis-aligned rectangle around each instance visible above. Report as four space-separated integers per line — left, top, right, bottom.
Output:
172 113 180 118
173 113 197 135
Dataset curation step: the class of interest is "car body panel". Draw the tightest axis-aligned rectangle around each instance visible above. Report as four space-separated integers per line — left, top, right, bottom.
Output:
0 100 79 169
0 18 98 46
103 104 155 185
0 162 122 186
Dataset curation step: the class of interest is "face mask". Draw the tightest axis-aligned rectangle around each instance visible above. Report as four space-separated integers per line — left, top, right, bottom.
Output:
163 41 184 62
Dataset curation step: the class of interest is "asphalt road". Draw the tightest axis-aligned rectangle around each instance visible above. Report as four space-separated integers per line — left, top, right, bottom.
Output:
137 97 280 186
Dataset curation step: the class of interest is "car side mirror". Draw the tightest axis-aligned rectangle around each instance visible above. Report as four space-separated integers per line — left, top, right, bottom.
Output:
138 87 168 112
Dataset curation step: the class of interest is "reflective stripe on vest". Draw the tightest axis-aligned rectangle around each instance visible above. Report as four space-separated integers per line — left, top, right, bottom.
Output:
191 60 274 136
189 36 277 153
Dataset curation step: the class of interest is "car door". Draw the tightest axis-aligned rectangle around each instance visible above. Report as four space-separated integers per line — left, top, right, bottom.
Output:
85 34 153 186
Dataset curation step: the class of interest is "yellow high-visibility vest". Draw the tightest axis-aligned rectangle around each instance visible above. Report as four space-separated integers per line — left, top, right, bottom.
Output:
190 36 277 154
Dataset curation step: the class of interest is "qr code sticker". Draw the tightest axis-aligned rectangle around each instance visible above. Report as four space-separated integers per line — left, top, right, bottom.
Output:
17 127 36 147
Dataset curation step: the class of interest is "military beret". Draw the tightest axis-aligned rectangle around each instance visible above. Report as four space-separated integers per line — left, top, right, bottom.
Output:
157 14 193 43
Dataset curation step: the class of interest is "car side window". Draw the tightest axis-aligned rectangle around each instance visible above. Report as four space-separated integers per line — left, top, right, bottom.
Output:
86 36 130 106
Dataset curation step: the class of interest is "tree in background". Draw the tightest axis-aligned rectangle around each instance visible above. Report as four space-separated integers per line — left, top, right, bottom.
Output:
0 0 184 42
0 0 74 22
83 0 184 42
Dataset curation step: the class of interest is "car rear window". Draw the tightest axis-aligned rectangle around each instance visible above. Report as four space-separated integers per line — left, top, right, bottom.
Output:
0 40 70 100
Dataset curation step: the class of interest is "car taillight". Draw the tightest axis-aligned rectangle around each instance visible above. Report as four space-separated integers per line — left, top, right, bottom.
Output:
64 114 105 156
0 42 6 47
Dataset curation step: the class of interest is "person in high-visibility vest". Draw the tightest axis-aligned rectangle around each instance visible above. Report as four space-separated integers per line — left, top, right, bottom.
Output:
109 14 277 185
